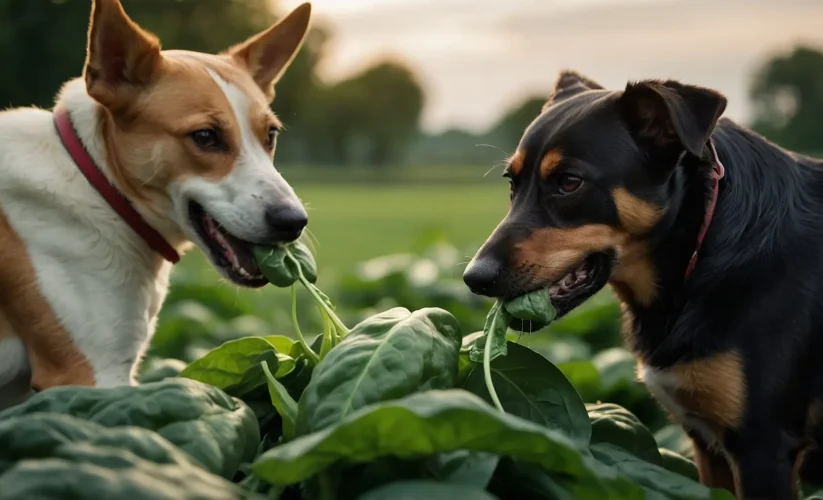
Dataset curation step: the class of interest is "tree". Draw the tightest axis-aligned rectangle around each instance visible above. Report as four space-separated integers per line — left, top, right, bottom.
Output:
489 96 546 147
750 45 823 153
305 60 425 167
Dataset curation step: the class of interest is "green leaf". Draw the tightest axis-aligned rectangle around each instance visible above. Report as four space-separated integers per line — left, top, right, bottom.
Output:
469 302 510 363
266 335 296 354
358 480 498 500
587 403 662 466
288 240 318 284
275 353 296 379
253 241 318 288
138 358 188 384
655 424 694 459
503 288 556 324
558 360 601 402
296 307 462 435
590 443 729 500
488 458 641 500
0 379 259 479
659 448 699 482
261 361 298 442
253 389 634 493
254 246 296 288
592 347 637 393
180 337 281 396
463 342 591 446
423 450 499 488
0 416 248 500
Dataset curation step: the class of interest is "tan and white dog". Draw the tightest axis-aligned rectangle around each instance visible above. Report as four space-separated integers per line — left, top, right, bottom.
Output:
0 0 312 404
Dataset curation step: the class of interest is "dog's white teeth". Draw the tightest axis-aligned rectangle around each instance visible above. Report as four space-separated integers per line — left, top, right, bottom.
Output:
562 273 575 287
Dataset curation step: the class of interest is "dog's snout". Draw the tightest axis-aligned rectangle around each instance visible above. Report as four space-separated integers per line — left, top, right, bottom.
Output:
463 256 502 296
266 204 308 243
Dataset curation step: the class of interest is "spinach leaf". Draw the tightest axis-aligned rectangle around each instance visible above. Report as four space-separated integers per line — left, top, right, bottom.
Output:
658 448 699 482
590 443 734 500
503 288 556 324
358 480 498 500
296 307 462 435
261 361 298 442
0 415 249 500
0 378 259 479
423 450 499 488
464 342 591 446
180 337 293 396
253 389 636 494
587 403 661 466
253 240 317 288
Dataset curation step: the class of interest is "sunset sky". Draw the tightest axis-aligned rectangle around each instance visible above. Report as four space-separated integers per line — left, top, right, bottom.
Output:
280 0 823 133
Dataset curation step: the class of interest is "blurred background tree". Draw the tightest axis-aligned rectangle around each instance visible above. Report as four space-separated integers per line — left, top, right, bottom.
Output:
750 45 823 153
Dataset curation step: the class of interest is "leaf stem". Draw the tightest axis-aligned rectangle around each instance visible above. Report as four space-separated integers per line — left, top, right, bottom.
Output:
291 285 320 365
285 249 350 336
483 307 505 413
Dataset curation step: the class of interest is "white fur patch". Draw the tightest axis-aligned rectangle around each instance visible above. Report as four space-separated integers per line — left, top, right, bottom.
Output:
0 79 172 388
0 337 28 386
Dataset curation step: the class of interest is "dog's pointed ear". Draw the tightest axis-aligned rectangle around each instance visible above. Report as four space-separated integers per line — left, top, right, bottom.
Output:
84 0 162 109
618 80 727 157
545 70 604 108
225 3 312 100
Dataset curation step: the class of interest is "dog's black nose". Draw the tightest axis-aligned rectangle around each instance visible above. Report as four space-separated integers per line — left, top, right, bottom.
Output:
463 257 502 296
266 204 308 243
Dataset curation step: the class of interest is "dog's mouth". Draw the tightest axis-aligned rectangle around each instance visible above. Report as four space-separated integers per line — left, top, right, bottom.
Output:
509 252 613 332
188 201 268 288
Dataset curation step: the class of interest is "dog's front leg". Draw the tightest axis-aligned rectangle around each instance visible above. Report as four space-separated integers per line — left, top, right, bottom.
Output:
690 434 737 493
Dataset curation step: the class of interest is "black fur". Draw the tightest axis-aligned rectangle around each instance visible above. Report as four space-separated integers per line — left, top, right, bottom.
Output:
463 70 823 498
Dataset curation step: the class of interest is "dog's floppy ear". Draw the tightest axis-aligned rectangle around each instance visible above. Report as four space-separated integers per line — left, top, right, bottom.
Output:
545 70 604 108
84 0 162 109
618 80 727 157
225 3 312 100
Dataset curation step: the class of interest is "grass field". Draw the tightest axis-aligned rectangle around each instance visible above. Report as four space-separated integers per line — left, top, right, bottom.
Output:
173 182 509 308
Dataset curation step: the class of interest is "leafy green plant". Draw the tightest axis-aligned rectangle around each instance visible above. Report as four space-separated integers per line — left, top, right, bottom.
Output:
177 242 731 499
0 241 744 499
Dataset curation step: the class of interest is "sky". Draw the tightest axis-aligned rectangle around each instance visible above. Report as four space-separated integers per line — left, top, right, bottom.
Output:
280 0 823 134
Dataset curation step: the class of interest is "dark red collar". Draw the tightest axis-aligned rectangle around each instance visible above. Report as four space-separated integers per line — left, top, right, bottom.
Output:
684 139 725 282
53 106 180 264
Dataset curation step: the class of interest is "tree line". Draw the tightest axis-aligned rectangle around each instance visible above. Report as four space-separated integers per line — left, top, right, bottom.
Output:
1 0 820 168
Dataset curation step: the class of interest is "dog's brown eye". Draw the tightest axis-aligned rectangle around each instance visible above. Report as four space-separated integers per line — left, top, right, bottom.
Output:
558 174 583 194
190 128 225 152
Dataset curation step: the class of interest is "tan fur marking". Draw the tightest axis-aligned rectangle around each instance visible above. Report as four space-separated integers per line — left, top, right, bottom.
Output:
610 240 658 306
668 351 746 429
612 187 663 236
515 224 658 306
0 208 95 389
509 150 524 176
514 224 620 286
539 149 563 178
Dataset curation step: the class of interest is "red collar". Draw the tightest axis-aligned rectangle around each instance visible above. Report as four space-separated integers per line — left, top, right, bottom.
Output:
53 106 180 264
684 139 725 282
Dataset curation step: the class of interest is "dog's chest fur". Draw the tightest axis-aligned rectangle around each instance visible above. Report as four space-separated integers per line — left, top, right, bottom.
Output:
0 82 172 389
636 351 746 450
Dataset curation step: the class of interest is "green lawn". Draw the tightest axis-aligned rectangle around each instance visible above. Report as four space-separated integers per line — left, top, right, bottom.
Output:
174 182 509 294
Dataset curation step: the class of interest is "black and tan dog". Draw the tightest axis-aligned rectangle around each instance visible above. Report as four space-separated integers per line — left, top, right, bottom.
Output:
463 70 823 499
